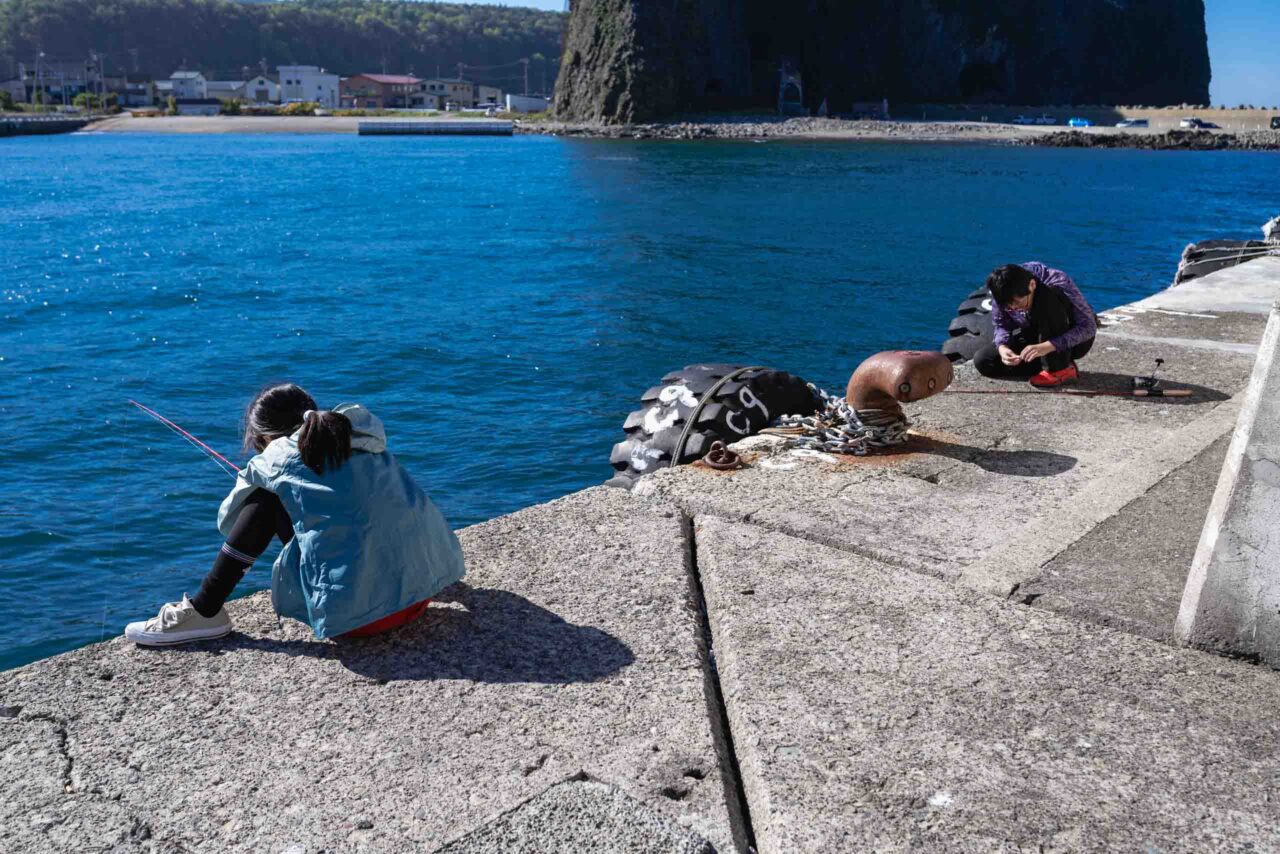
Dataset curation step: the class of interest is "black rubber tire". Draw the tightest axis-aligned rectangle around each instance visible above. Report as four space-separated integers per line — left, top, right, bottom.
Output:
941 286 995 363
607 365 822 488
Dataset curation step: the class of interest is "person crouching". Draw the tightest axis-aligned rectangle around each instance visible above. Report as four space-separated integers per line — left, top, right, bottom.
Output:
974 262 1098 388
125 383 466 646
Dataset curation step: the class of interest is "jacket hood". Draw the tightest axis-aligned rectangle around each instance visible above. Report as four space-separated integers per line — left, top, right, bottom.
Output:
285 403 386 453
334 403 386 453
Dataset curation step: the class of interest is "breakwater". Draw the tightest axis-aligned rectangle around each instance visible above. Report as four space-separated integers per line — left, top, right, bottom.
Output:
1028 128 1280 151
0 116 90 137
4 258 1280 852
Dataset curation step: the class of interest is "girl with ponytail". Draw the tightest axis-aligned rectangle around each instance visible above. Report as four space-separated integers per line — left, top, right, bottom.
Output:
124 383 466 646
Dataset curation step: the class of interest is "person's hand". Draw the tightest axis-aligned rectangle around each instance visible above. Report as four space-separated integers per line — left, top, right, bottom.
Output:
998 345 1021 366
1019 342 1056 363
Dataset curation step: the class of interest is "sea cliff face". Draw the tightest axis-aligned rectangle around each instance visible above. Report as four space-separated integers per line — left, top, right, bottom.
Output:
553 0 1211 123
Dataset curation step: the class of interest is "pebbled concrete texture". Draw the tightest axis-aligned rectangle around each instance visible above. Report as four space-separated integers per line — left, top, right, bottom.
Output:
1020 435 1230 640
0 487 735 854
437 779 714 854
1127 256 1280 314
694 516 1280 853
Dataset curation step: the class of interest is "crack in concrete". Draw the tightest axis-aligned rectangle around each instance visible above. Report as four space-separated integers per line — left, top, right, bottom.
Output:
679 514 758 854
22 711 75 794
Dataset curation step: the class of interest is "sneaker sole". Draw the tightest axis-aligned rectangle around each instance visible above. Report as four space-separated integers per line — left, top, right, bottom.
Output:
125 624 232 647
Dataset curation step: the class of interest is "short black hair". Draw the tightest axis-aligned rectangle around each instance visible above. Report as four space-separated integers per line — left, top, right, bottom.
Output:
987 264 1035 307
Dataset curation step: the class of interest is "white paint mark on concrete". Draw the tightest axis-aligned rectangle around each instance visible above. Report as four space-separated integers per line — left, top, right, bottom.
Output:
790 449 839 465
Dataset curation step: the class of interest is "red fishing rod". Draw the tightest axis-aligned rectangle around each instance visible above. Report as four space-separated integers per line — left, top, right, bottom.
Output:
127 400 241 478
944 388 1192 397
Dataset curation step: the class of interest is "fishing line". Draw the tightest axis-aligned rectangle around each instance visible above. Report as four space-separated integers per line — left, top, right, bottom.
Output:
127 400 240 477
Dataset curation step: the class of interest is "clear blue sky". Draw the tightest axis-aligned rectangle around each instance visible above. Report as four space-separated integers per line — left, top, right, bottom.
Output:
465 0 1278 107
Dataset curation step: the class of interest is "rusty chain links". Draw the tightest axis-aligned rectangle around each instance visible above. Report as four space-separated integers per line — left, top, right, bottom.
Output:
766 383 909 456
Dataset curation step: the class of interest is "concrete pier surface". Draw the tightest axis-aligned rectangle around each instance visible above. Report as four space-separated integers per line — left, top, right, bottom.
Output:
5 258 1280 852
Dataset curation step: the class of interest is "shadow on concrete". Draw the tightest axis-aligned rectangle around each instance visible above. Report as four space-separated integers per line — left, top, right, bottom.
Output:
906 435 1078 477
1076 371 1231 404
188 584 636 685
974 371 1230 404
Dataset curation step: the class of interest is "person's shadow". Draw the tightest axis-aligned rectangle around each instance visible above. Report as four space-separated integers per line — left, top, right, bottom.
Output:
195 583 636 685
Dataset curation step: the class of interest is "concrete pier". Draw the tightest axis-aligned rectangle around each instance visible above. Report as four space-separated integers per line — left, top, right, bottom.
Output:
4 258 1280 852
357 120 513 136
0 116 90 137
1176 299 1280 662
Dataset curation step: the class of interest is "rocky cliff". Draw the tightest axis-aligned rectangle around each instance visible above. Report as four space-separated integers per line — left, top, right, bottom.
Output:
553 0 1210 123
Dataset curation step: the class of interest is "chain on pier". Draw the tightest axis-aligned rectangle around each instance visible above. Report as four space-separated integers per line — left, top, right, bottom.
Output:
767 383 910 456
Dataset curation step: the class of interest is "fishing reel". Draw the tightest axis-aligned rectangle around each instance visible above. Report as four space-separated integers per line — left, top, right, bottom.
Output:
1132 358 1164 392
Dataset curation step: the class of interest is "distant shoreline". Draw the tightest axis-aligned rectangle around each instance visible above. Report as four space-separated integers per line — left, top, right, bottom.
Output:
77 114 1280 150
77 114 1060 143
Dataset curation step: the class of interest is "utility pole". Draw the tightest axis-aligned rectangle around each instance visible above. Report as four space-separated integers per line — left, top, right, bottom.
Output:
456 61 463 81
521 57 529 96
130 48 139 74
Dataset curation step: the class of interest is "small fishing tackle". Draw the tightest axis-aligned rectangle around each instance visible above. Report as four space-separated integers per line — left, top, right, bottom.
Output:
127 400 241 478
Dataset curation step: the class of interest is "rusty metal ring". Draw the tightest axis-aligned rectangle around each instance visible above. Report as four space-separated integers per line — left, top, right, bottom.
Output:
703 440 742 470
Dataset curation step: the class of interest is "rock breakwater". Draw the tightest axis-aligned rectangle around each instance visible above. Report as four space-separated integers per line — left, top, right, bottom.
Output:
516 117 1034 142
1028 129 1280 151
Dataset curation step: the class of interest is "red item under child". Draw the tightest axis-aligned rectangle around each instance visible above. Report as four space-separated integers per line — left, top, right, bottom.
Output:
340 599 432 638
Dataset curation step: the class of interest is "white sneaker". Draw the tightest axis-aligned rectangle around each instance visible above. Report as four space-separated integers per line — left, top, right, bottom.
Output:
124 595 232 647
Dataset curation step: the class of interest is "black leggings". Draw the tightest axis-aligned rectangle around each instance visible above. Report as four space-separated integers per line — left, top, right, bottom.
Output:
191 489 292 618
974 283 1094 378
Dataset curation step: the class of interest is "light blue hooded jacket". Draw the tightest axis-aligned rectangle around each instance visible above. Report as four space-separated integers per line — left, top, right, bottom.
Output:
217 404 466 638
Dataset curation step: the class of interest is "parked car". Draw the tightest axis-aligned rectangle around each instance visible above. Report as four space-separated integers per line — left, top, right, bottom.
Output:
1068 117 1092 127
1012 114 1035 125
1034 114 1057 125
1272 116 1280 130
1115 118 1149 128
1179 117 1220 130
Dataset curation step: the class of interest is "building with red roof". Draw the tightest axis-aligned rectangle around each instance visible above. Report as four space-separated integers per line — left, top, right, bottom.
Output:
340 73 422 109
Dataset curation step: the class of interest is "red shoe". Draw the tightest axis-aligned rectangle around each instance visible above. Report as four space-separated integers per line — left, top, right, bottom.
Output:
1029 363 1078 388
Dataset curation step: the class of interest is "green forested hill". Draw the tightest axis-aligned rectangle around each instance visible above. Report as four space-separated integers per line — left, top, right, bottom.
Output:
0 0 565 84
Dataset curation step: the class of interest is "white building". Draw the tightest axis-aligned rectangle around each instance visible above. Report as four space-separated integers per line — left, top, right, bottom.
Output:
237 75 279 105
168 70 206 100
277 65 339 108
505 94 551 114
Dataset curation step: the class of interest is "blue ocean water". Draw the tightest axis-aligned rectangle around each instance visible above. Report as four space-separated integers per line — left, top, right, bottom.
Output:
1 132 1277 670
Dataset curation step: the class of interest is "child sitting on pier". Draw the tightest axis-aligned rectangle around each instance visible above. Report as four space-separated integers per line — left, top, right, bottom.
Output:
974 262 1098 388
125 384 466 646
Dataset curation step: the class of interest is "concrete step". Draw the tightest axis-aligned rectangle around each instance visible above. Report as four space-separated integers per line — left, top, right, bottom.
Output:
1019 435 1230 641
693 515 1280 852
0 487 735 853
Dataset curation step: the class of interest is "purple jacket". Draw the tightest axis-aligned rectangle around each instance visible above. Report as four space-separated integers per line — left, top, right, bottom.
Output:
991 261 1097 353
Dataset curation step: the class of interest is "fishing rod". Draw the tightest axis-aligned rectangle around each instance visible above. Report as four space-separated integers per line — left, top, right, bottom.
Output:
944 388 1192 397
127 400 241 478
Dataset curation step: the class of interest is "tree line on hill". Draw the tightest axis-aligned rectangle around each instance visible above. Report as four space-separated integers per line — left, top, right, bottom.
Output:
0 0 566 86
